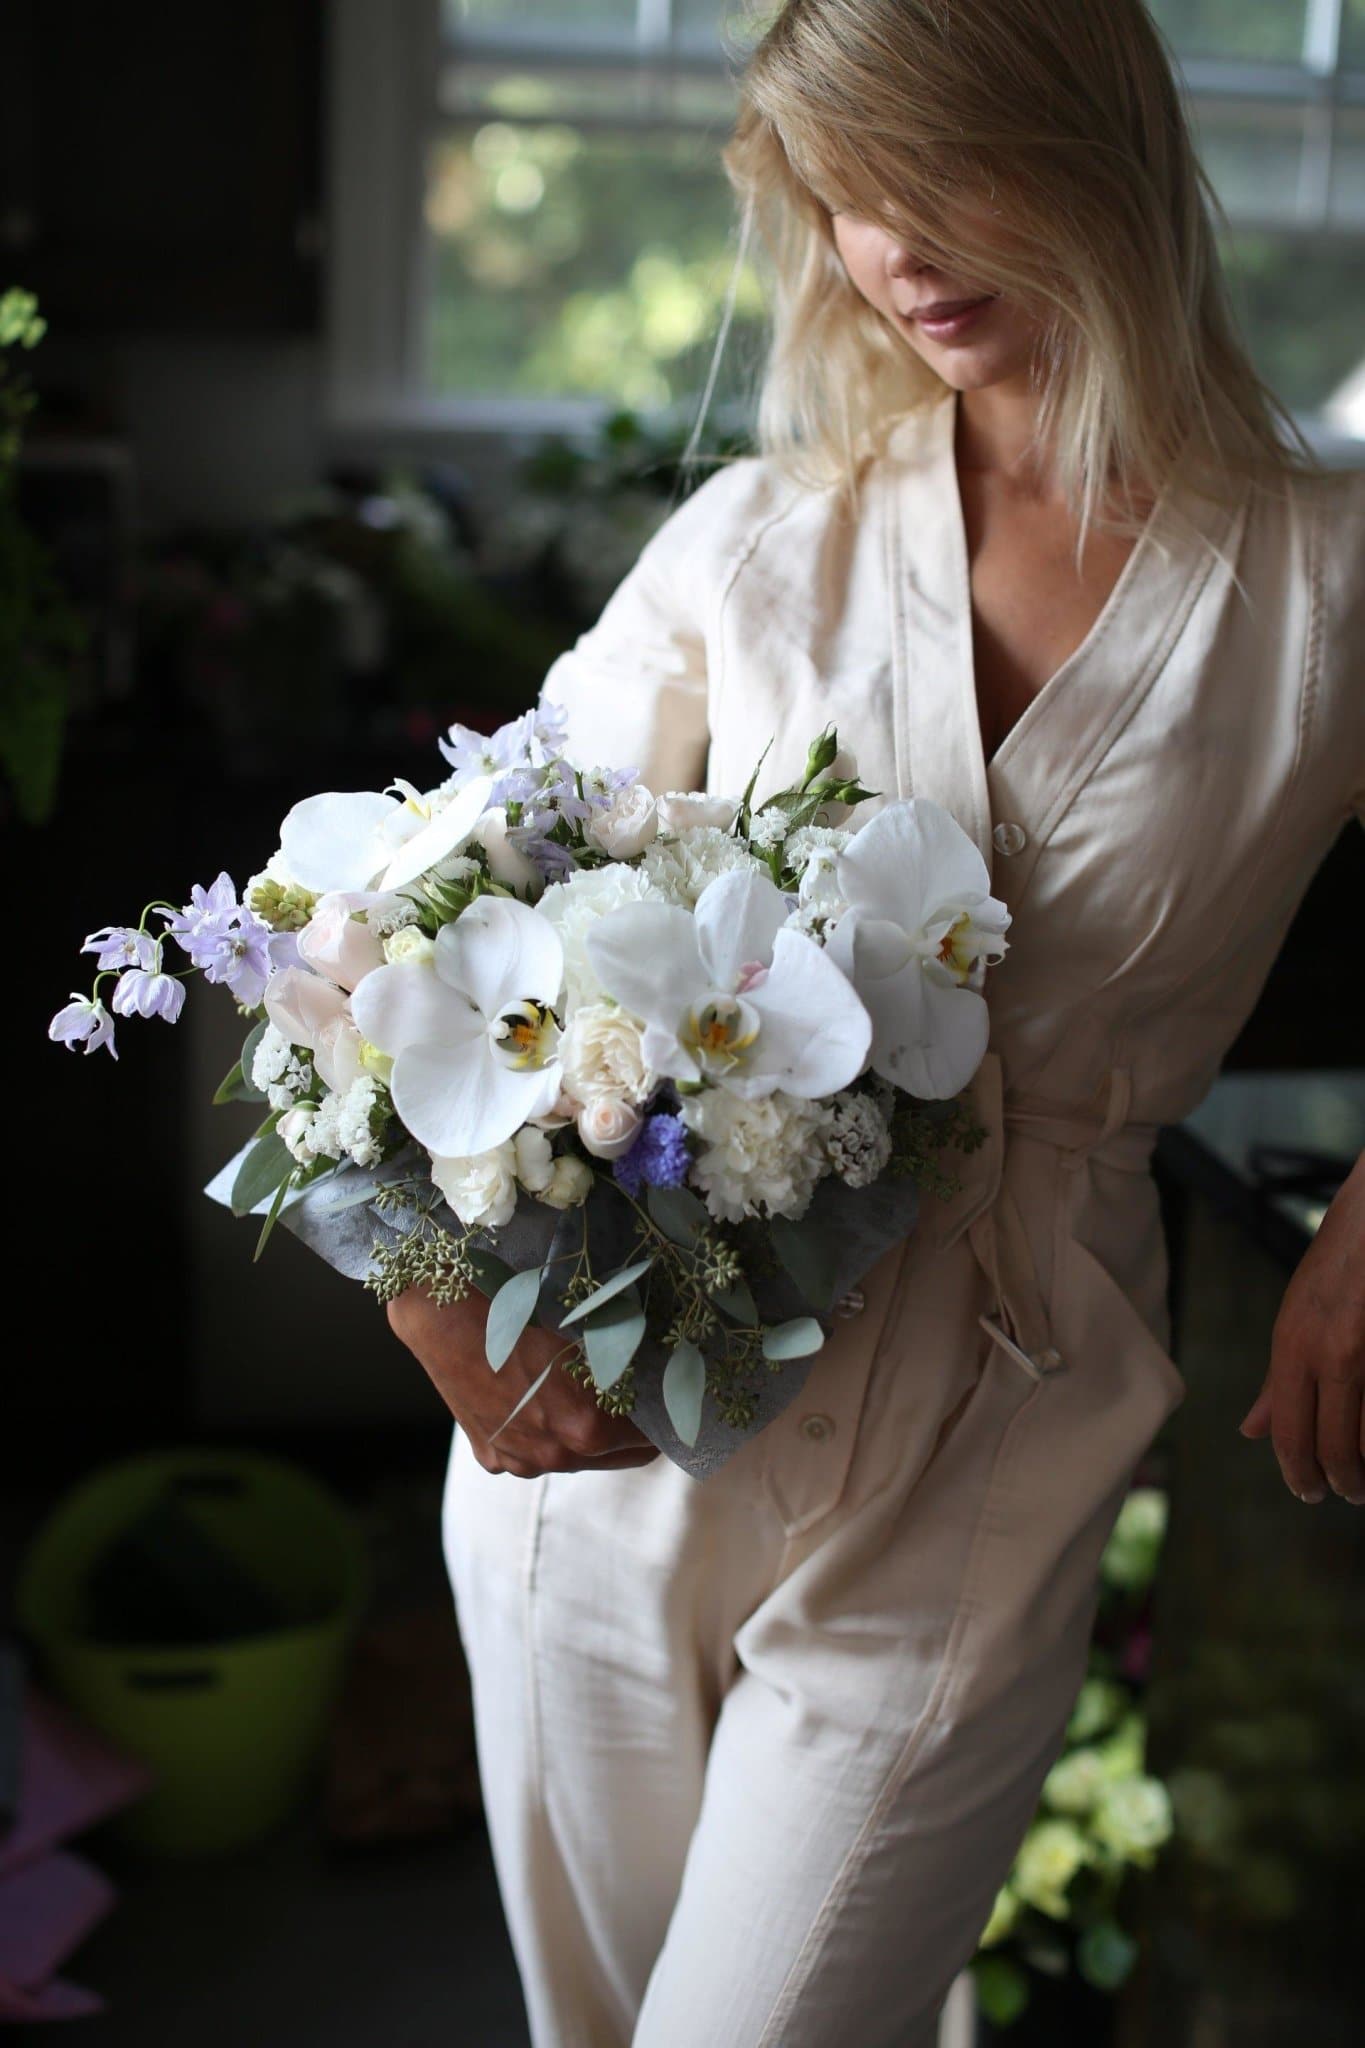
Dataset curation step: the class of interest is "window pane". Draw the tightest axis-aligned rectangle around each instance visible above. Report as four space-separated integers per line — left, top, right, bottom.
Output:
440 59 739 128
1145 0 1308 64
1328 112 1365 229
1342 0 1365 68
424 120 763 410
673 0 773 52
1219 230 1365 415
445 0 638 45
1188 101 1309 225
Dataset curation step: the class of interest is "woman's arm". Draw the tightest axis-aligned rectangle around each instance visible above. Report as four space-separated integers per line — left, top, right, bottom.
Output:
1239 1148 1365 1505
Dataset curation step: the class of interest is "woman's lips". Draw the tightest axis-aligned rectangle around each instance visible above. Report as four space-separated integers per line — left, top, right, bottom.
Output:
902 295 996 341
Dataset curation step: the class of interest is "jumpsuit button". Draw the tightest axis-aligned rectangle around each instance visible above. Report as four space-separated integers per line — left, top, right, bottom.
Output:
1035 1347 1064 1373
992 820 1028 857
800 1413 835 1442
834 1288 865 1319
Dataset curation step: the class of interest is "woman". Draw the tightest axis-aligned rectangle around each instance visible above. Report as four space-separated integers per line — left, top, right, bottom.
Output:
388 3 1365 2042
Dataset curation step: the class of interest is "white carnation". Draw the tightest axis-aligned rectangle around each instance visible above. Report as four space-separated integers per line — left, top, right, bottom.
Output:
785 824 853 870
640 827 765 909
431 1141 518 1228
679 1087 830 1223
559 1001 655 1107
367 893 423 940
538 863 666 1010
822 1092 892 1188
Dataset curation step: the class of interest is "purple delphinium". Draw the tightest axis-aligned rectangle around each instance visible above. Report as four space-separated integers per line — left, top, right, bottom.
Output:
613 1113 692 1198
161 873 241 953
111 968 188 1023
81 925 159 973
48 994 118 1060
161 872 273 1006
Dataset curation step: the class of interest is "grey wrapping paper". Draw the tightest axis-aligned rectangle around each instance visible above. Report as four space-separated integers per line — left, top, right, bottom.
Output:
205 1145 922 1480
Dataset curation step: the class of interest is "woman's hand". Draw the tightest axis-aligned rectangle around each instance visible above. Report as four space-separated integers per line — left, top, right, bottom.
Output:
386 1285 660 1480
1240 1151 1365 1506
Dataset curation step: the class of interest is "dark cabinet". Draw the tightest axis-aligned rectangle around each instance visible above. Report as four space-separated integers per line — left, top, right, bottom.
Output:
0 1 325 335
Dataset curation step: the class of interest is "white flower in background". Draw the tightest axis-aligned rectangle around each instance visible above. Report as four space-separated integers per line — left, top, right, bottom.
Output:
586 868 870 1102
264 967 365 1094
332 1075 386 1168
640 826 764 909
558 1001 655 1107
352 896 564 1157
383 927 437 968
278 774 493 895
537 863 665 1011
428 852 481 886
679 1087 829 1223
786 823 853 873
655 792 740 834
538 1154 593 1209
822 1091 892 1188
366 894 423 941
278 1103 323 1164
1092 1777 1173 1863
431 1142 519 1229
585 778 659 860
296 891 387 991
471 807 542 895
824 799 1011 1099
577 1098 642 1160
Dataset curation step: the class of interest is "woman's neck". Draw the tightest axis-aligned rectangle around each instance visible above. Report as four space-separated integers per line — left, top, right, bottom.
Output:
955 377 1052 488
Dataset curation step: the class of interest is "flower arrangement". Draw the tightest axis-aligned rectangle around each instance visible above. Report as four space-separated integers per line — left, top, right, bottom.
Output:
50 710 1007 1471
970 1485 1176 2028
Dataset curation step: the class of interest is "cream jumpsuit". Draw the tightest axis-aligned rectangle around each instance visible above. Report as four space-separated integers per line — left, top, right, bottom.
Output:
441 389 1365 2047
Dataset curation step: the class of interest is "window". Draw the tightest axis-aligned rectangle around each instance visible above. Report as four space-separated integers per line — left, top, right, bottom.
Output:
327 1 1365 438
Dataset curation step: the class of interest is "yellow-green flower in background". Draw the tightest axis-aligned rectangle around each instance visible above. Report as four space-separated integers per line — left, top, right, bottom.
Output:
1012 1818 1094 1918
1041 1745 1110 1815
1100 1486 1168 1590
977 1883 1023 1948
1096 1708 1147 1781
1065 1675 1128 1745
1092 1775 1173 1865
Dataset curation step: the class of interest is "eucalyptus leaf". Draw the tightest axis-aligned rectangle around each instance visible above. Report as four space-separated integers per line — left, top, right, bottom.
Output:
230 1133 293 1218
211 1060 245 1107
971 1955 1031 2028
583 1289 647 1391
711 1276 758 1326
467 1247 516 1298
559 1256 654 1329
316 1180 384 1215
645 1183 707 1246
253 1170 295 1261
486 1267 545 1371
486 1357 555 1444
761 1317 826 1361
769 1213 844 1313
1075 1922 1138 1992
662 1340 706 1447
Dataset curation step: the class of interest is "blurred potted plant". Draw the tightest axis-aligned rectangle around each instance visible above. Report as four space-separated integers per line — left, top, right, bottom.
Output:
0 289 88 824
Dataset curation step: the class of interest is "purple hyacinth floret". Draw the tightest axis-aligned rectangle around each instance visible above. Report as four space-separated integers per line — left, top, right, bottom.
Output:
613 1114 691 1198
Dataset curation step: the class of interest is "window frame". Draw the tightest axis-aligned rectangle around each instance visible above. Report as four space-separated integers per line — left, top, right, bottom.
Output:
324 0 1365 443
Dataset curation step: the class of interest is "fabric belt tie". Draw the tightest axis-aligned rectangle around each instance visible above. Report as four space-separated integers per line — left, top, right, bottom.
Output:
938 1051 1163 1383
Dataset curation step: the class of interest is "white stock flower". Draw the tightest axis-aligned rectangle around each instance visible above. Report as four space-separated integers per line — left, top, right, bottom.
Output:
351 896 564 1157
585 868 870 1102
679 1087 829 1223
558 1001 655 1107
251 1022 311 1112
537 863 665 1011
824 799 1011 1099
640 826 764 909
432 1143 519 1228
585 780 659 860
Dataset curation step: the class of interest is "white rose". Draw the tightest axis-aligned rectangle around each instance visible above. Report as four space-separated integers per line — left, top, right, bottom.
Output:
383 926 437 967
559 1001 655 1106
431 1142 519 1228
577 1098 642 1160
513 1126 555 1194
473 807 542 894
585 781 659 860
656 791 741 833
539 1155 593 1209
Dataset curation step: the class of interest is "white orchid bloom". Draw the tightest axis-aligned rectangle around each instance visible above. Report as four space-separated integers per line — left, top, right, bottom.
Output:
585 868 870 1102
824 800 1011 1099
278 775 493 897
351 896 564 1157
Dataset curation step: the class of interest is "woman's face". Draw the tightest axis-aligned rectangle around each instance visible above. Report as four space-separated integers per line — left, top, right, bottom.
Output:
829 206 1045 391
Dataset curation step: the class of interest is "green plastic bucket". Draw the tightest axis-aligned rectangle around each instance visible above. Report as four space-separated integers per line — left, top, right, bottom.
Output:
15 1448 371 1859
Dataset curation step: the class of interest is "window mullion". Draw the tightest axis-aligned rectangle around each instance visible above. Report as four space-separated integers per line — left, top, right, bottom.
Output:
1301 0 1344 77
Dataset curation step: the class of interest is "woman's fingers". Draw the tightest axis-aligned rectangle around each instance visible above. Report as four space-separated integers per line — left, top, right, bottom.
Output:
1270 1358 1326 1502
1315 1365 1365 1504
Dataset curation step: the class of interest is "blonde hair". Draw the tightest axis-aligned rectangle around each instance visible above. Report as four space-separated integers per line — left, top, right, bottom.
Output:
685 0 1329 558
